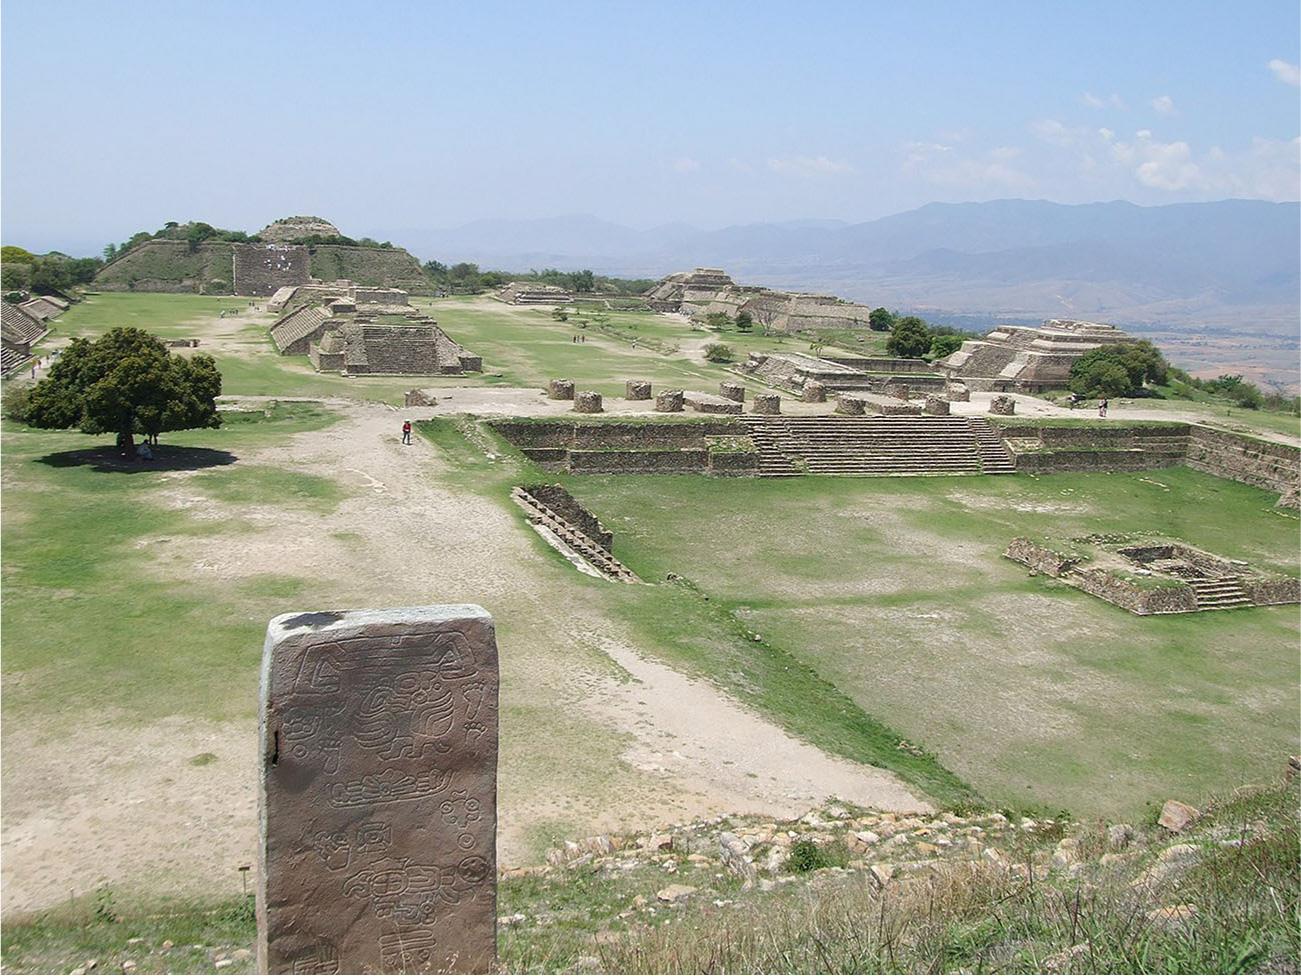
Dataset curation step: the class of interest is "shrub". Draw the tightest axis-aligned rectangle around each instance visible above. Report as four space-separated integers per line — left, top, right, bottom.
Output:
887 316 931 358
705 312 732 331
3 381 33 422
775 838 837 874
703 343 734 363
869 306 895 332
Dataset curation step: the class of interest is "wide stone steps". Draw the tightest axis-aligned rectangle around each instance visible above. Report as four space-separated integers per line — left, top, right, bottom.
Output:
742 416 1017 478
1188 576 1253 610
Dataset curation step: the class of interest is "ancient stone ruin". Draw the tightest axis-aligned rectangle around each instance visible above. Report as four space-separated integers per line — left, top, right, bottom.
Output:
752 393 781 415
719 381 745 403
924 395 950 416
511 485 639 582
683 391 743 415
645 267 875 331
1 299 51 376
938 319 1137 393
742 351 945 399
307 323 481 376
802 381 827 403
625 380 652 400
548 379 576 400
1005 536 1301 614
655 390 684 412
836 395 866 416
496 282 573 305
573 391 604 414
258 605 498 974
989 395 1016 415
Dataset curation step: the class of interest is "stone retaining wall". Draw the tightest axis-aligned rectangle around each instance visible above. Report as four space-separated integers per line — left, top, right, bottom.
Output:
1004 538 1079 575
521 484 614 549
1243 577 1301 606
1185 427 1301 496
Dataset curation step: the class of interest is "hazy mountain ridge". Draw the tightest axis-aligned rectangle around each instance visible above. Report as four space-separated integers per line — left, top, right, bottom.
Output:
386 199 1300 332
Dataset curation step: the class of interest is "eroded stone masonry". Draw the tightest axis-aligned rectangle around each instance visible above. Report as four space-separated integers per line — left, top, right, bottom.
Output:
258 606 499 975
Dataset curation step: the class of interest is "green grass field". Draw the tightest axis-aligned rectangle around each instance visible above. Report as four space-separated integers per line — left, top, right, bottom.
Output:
551 464 1299 819
0 403 344 721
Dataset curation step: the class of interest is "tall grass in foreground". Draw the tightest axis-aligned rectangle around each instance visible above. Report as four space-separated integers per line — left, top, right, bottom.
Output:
595 781 1299 974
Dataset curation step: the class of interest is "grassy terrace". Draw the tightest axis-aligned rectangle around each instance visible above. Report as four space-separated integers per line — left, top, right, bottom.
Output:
545 461 1298 821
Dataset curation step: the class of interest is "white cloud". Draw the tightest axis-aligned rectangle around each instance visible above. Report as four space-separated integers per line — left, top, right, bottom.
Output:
1268 58 1301 87
1150 95 1176 115
767 155 855 176
1081 91 1127 109
670 157 700 173
1032 119 1087 147
903 142 1033 191
1105 129 1300 198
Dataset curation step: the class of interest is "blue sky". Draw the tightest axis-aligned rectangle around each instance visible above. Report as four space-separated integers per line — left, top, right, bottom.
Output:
3 0 1298 254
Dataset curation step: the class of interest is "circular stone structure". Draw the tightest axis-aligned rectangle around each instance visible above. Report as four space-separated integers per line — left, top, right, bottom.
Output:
752 393 781 415
625 380 652 400
947 384 971 402
719 381 745 403
835 395 866 416
886 383 911 401
548 379 576 400
989 395 1016 415
573 391 604 413
655 389 685 412
924 395 950 415
802 381 827 403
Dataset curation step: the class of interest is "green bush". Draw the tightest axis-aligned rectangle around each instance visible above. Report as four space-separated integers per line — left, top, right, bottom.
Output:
703 343 735 363
784 840 835 873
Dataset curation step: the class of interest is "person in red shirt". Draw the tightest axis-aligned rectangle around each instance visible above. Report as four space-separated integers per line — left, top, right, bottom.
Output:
402 420 412 445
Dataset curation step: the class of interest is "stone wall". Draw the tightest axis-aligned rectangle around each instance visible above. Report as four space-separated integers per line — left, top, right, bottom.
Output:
521 484 613 549
308 245 431 294
1243 577 1301 606
1004 538 1079 576
490 418 749 475
1070 569 1198 614
232 243 312 296
1185 427 1301 496
993 422 1298 499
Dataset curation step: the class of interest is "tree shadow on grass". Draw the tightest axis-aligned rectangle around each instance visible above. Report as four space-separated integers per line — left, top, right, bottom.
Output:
35 444 238 474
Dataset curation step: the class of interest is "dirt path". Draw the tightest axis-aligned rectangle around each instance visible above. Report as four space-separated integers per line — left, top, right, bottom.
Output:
1 398 928 913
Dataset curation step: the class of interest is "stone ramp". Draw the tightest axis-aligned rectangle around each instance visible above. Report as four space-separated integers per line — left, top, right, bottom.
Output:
741 416 1018 477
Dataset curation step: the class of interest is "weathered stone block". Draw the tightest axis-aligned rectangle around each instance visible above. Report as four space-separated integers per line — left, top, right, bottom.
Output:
752 393 781 415
1157 799 1199 833
258 606 499 975
625 380 652 400
655 390 685 412
924 395 950 416
835 395 866 416
573 391 604 413
548 379 575 400
802 381 826 403
946 384 970 402
886 383 910 401
719 381 745 402
989 395 1016 415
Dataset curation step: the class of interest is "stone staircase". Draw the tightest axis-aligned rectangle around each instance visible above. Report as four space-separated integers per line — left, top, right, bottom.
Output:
741 416 1018 478
968 417 1017 474
511 488 639 582
1187 576 1253 611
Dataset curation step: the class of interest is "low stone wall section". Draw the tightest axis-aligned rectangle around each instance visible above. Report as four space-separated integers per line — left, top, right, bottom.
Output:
752 394 781 415
1004 538 1078 576
1185 427 1301 496
1243 577 1301 606
521 484 614 550
625 380 652 400
574 392 603 413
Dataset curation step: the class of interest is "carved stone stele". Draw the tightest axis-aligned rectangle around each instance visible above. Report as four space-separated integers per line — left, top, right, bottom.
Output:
258 606 498 974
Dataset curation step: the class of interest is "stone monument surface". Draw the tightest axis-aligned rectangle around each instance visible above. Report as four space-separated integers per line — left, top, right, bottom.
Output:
258 605 499 975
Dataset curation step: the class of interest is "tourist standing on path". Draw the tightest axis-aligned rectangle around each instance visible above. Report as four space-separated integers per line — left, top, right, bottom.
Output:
401 420 412 445
1099 398 1109 418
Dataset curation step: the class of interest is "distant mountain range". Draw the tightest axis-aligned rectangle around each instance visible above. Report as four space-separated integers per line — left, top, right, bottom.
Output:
382 199 1299 334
